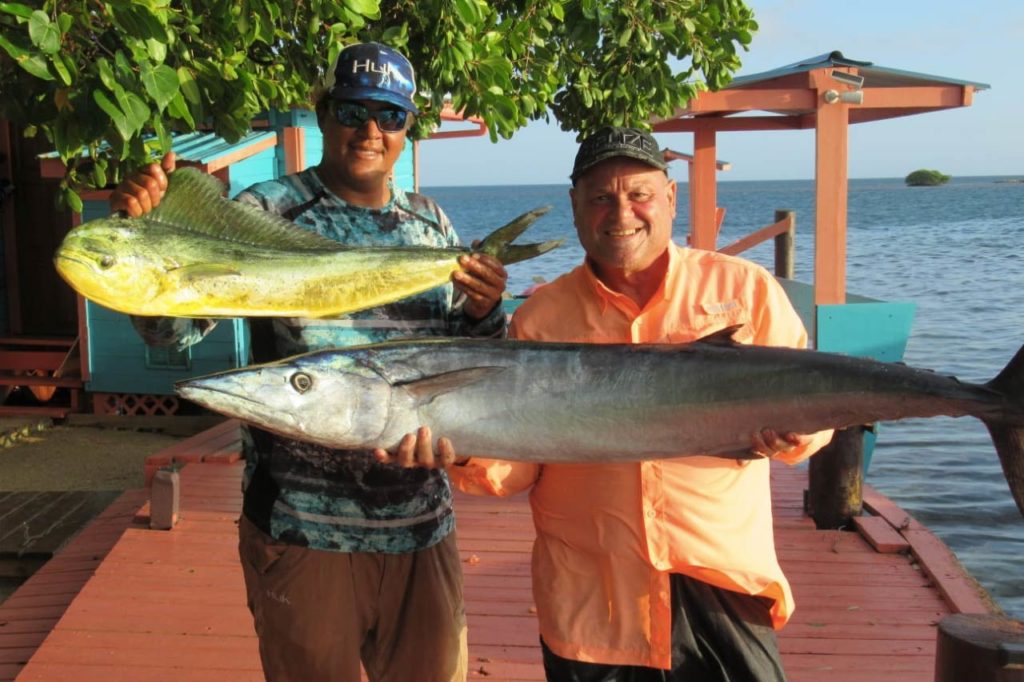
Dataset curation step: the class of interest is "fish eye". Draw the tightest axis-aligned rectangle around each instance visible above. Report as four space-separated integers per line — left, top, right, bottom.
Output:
99 255 115 269
290 372 313 393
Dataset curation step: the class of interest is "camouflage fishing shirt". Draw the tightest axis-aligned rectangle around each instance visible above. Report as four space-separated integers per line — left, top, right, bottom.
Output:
134 167 505 553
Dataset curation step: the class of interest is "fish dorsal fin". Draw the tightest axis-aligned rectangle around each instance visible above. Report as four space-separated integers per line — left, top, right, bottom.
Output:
144 167 345 251
395 366 505 406
696 324 744 345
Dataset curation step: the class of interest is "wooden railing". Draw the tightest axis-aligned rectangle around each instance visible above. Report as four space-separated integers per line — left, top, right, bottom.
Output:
717 210 796 278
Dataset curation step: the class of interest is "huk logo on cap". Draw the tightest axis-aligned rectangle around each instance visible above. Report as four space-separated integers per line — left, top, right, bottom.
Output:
351 59 392 87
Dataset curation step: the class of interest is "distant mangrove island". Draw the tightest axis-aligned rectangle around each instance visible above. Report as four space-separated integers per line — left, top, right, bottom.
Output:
905 169 951 186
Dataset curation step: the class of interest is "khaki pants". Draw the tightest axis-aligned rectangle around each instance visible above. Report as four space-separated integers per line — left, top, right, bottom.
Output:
239 516 468 682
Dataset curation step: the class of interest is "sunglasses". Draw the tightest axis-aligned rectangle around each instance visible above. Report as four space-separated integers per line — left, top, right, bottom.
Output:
330 101 410 133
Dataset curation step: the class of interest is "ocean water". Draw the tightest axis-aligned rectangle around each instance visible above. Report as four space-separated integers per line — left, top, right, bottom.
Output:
425 176 1024 620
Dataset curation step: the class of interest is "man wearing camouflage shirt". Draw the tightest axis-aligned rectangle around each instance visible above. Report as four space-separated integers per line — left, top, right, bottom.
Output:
111 43 505 682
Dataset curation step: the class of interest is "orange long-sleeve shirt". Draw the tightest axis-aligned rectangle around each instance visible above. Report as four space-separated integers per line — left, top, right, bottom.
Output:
449 243 833 669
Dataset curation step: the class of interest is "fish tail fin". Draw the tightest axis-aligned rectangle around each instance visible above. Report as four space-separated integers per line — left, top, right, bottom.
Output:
983 343 1024 518
476 205 562 265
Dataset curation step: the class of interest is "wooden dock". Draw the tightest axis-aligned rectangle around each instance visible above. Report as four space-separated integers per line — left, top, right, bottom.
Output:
0 420 994 681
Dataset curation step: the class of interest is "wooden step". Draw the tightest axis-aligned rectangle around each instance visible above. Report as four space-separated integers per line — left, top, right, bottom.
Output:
0 336 82 412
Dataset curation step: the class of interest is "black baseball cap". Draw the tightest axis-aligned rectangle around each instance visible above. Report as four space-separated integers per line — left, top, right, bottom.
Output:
324 42 419 114
571 126 668 182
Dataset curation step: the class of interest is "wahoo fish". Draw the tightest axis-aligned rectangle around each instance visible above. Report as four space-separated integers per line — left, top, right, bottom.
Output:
176 334 1024 518
53 167 560 318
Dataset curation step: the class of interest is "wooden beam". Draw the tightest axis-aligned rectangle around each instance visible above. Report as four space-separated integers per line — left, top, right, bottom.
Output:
686 88 818 114
689 128 718 250
654 116 809 133
813 72 850 306
281 127 306 175
856 85 975 110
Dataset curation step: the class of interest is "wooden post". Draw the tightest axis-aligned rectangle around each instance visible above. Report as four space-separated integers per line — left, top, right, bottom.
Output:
811 69 850 306
805 426 864 529
935 614 1024 681
774 210 795 279
688 128 718 250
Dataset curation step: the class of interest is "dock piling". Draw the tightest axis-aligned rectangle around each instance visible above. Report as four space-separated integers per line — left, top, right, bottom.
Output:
935 613 1024 681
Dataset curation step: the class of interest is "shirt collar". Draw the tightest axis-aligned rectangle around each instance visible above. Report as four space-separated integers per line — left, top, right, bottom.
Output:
581 244 679 315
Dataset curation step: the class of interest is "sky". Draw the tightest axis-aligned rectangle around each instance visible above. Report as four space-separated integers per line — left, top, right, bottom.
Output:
418 0 1024 186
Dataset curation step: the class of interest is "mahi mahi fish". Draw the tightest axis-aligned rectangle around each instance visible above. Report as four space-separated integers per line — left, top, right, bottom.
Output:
53 167 560 318
175 334 1024 518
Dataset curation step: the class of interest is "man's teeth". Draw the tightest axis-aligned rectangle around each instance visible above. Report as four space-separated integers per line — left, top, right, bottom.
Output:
608 228 640 236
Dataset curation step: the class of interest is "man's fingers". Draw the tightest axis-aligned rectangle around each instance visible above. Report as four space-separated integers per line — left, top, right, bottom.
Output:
437 437 456 468
414 426 435 468
161 151 177 173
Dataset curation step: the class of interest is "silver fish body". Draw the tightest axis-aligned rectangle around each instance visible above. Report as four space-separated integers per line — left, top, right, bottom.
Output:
176 337 1024 517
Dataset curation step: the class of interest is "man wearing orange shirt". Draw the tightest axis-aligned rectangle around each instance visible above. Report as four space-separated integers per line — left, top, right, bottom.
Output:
439 127 832 680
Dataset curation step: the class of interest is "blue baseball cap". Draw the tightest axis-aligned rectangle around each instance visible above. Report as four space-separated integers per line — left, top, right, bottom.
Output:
325 42 419 115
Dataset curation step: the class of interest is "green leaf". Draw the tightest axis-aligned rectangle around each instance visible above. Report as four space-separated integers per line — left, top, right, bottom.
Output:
146 37 167 62
151 117 172 153
93 90 132 140
453 0 481 25
97 58 117 91
91 160 107 188
50 53 72 85
0 31 27 60
342 0 380 19
115 88 150 134
177 67 201 104
65 188 84 213
110 4 165 40
18 53 53 80
141 62 178 111
0 2 32 19
167 90 195 128
28 10 60 54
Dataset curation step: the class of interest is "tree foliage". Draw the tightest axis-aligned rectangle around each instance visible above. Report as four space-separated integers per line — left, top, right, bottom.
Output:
905 169 951 187
0 0 757 208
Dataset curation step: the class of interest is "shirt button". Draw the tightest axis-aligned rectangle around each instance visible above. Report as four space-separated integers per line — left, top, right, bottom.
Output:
646 510 656 519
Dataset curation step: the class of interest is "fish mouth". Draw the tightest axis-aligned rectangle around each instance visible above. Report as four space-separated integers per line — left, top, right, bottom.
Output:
176 382 263 411
176 381 298 428
54 253 94 269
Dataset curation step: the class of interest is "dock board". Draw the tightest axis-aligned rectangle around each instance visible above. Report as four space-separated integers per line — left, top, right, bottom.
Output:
1 422 994 681
0 491 122 578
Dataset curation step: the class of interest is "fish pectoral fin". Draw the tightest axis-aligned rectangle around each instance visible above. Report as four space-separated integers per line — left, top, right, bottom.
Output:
695 324 745 345
172 263 242 282
396 366 505 406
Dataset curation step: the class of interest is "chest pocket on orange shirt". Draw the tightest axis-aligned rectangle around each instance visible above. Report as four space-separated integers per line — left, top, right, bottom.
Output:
664 299 753 344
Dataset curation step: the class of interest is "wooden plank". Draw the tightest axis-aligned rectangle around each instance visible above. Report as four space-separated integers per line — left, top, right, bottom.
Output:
0 491 121 561
0 351 69 372
853 514 911 553
0 376 82 388
862 484 926 531
902 529 994 614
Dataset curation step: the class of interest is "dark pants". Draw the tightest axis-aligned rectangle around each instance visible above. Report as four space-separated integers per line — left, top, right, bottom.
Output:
238 516 467 682
541 573 786 682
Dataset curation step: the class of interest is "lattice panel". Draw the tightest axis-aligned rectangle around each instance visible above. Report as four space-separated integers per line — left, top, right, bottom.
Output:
93 393 180 416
